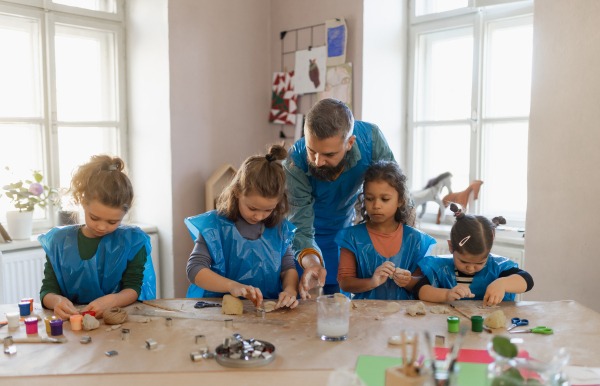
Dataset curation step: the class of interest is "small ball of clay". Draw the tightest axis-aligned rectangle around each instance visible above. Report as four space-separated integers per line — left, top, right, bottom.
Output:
386 302 401 313
429 306 450 314
222 294 243 315
388 335 414 345
406 302 427 316
82 314 99 331
484 310 507 329
262 301 277 313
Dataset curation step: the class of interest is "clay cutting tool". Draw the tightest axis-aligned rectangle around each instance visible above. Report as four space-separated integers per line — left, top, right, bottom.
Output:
507 317 529 331
509 326 553 335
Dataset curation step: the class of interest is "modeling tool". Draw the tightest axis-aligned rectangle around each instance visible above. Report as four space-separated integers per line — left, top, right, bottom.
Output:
142 301 182 312
11 337 67 344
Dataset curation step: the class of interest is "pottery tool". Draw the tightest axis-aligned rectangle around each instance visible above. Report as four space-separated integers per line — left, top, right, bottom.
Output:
142 301 183 312
11 337 67 344
128 309 286 326
449 304 492 333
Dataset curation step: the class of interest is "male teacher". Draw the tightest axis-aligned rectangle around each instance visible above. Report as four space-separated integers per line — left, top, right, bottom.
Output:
284 98 396 299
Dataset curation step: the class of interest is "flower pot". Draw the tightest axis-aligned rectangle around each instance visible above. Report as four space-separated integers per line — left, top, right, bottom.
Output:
6 210 34 240
58 211 79 226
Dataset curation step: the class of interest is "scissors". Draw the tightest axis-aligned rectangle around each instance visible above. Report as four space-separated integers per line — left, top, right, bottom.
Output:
507 317 529 331
509 326 554 335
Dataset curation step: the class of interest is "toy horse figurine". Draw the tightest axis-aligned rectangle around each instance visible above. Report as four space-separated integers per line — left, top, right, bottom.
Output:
436 180 484 224
411 172 453 222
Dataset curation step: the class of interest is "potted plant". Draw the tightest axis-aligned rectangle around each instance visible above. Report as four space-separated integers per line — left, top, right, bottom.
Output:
2 168 58 240
56 200 79 226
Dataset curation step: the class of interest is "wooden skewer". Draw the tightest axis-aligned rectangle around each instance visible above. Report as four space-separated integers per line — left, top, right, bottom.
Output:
401 331 408 376
411 333 419 377
142 301 182 312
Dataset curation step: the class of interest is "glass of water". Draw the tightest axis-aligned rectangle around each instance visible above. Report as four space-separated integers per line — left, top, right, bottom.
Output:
317 294 350 341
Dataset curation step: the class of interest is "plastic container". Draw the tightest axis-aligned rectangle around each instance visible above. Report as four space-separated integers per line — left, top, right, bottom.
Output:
70 315 82 331
21 298 34 312
19 301 31 316
82 310 96 317
6 312 20 328
471 316 484 332
44 316 58 334
24 317 38 334
447 316 460 333
50 319 63 336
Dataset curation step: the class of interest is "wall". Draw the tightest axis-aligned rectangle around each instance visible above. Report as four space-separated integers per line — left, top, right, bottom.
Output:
168 0 271 297
126 0 175 298
269 0 364 141
526 0 600 312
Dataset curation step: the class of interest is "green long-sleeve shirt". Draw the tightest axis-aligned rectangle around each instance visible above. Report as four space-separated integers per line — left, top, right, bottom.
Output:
40 226 147 305
283 122 396 261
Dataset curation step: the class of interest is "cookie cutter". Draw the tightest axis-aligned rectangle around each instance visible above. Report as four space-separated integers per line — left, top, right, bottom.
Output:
121 328 130 340
166 318 173 327
256 309 266 319
146 338 158 350
105 350 118 357
4 336 16 355
224 319 233 328
80 336 92 344
190 351 203 362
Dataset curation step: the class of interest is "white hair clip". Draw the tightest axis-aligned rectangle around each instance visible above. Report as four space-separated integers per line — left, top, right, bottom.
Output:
458 236 471 247
108 165 117 171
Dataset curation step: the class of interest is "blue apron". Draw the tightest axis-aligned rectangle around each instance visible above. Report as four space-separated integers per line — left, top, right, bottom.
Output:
290 121 373 285
334 224 436 299
418 254 518 301
39 225 156 303
184 210 296 299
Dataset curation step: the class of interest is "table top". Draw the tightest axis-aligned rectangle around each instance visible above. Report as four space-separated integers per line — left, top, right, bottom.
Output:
1 298 599 379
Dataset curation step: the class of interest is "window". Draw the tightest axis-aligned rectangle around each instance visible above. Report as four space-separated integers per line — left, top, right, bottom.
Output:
0 0 125 230
408 1 533 225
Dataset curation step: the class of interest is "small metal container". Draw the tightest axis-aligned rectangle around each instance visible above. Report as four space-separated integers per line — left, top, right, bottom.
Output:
190 351 203 362
121 328 130 340
105 350 118 357
224 319 233 328
166 318 173 327
146 338 158 350
215 338 276 368
80 336 92 344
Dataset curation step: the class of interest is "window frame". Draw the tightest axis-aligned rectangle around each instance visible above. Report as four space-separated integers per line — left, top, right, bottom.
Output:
406 0 534 227
0 0 127 232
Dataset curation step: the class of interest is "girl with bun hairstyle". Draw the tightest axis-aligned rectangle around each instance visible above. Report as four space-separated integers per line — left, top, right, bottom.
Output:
185 145 299 310
412 203 534 307
39 155 156 319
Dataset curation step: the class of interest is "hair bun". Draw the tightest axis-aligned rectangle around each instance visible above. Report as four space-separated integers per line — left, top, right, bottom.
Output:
267 143 288 162
491 216 506 228
449 203 465 219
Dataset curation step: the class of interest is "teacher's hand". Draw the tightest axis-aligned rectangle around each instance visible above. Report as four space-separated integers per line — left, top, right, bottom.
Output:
298 253 327 300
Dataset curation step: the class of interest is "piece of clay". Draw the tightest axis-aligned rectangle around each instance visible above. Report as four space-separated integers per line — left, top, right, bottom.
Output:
429 306 450 314
82 314 100 331
262 301 277 313
384 302 401 313
406 302 427 316
375 315 381 321
111 324 121 330
388 336 413 345
106 328 112 332
350 301 364 310
222 294 243 315
483 310 507 329
127 315 151 323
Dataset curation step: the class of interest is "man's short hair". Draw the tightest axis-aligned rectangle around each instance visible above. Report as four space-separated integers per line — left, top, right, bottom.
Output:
305 98 354 141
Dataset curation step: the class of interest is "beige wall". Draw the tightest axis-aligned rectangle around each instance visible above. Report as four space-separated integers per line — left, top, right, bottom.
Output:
168 0 271 297
269 0 364 140
526 0 600 312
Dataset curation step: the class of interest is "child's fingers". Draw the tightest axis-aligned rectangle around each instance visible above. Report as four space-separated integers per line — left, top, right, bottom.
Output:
298 284 309 300
289 298 299 309
482 293 490 308
317 268 327 288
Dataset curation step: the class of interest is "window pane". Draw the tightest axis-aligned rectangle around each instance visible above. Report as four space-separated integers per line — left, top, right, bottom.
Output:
482 122 528 220
0 124 45 222
416 0 468 17
55 24 117 121
416 27 473 121
0 13 42 118
57 127 117 192
484 17 533 118
53 0 116 13
413 125 471 214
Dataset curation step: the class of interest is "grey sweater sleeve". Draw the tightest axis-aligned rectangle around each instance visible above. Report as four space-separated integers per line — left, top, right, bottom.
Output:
186 234 213 285
281 244 295 274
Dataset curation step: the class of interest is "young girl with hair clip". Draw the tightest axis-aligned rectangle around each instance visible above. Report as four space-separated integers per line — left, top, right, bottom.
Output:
413 203 534 307
39 155 156 319
334 161 437 299
185 145 299 310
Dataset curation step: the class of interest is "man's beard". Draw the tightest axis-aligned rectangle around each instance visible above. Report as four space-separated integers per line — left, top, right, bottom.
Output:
307 151 348 181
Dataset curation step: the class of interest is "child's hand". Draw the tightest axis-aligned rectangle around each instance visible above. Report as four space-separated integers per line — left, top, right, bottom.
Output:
276 290 299 309
392 268 411 288
446 285 475 301
370 261 396 289
82 294 117 318
52 296 80 320
230 284 263 308
483 280 506 307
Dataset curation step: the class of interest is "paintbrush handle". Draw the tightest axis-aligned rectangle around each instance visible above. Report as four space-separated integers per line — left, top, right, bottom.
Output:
142 301 182 312
11 337 64 343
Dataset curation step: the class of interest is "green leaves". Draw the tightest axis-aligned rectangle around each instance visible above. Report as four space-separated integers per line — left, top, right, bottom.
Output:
33 170 43 183
1 169 56 212
493 336 518 358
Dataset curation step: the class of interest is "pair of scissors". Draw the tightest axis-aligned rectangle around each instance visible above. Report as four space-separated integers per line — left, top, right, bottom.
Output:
509 326 554 335
507 317 529 331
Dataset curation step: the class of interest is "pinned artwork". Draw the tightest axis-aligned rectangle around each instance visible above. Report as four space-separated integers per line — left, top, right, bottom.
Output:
269 71 297 125
294 46 326 94
325 18 347 66
317 63 352 111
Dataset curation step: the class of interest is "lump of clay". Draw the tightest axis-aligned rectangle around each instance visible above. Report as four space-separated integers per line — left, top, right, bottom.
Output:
406 302 427 316
127 315 151 323
429 306 450 314
385 302 401 313
262 301 277 313
222 294 243 315
82 314 99 331
484 310 507 329
388 335 413 345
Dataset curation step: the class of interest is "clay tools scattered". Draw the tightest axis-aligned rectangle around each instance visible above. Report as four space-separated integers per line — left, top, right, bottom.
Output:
128 309 286 326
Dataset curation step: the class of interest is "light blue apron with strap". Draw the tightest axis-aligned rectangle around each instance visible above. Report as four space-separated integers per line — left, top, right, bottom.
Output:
39 225 156 303
184 210 296 299
289 121 373 285
418 254 518 301
334 223 436 299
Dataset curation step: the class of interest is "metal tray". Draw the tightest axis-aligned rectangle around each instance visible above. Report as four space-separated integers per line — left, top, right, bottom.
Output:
214 339 276 368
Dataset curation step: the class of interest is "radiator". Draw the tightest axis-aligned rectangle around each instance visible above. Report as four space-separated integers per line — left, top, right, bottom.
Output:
1 248 46 304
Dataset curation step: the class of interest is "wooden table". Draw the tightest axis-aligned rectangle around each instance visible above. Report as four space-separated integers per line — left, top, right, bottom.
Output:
2 299 599 385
